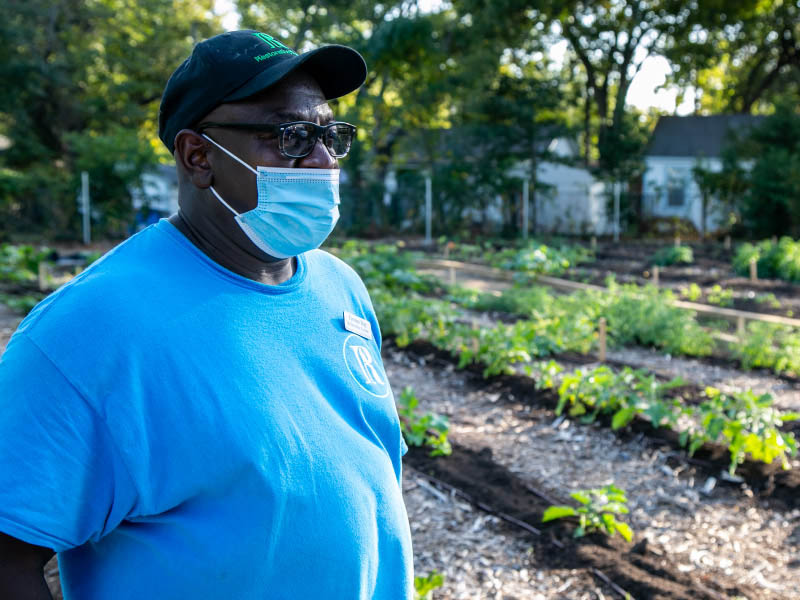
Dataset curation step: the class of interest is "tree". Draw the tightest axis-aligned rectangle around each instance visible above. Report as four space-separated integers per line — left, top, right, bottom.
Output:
0 0 220 238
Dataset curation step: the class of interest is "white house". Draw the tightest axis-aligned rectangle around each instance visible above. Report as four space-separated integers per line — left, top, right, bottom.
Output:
131 164 179 216
531 137 609 235
642 115 764 234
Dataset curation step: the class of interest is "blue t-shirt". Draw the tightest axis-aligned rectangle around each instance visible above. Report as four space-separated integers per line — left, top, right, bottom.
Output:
0 220 412 599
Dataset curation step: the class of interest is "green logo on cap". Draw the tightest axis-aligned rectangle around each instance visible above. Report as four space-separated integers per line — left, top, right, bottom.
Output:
252 32 293 51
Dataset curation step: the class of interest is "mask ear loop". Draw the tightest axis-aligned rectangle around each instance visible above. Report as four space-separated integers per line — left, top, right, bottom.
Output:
202 133 258 216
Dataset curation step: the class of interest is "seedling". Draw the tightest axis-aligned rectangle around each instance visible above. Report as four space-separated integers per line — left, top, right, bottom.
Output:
414 570 445 599
396 387 452 457
542 484 633 542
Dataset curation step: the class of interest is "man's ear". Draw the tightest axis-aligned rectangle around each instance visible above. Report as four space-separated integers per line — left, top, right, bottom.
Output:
174 129 213 189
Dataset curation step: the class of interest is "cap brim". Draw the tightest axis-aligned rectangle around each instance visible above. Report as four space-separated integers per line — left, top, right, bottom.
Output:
224 45 367 103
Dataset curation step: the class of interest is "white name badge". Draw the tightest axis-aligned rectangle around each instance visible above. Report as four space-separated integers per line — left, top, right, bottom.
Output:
343 311 372 340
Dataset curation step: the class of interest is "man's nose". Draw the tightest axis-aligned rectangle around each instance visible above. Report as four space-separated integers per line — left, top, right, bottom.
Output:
298 137 337 169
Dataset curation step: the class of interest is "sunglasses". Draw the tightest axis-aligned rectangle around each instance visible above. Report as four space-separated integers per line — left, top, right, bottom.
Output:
196 120 357 159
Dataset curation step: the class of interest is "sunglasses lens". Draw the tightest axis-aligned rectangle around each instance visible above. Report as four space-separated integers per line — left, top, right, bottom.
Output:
282 124 316 157
325 124 355 158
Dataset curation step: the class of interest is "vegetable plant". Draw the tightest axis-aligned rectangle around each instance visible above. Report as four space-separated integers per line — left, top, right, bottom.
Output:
650 245 693 266
396 387 452 457
414 570 444 600
542 484 633 542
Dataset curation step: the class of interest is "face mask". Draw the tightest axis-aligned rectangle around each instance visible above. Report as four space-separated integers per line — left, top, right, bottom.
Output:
203 134 340 259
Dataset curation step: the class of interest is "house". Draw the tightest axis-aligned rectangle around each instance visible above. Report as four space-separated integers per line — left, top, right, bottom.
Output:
524 137 609 235
641 115 764 234
130 164 179 230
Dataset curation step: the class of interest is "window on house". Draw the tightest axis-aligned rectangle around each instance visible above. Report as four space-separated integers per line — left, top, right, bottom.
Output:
666 168 686 207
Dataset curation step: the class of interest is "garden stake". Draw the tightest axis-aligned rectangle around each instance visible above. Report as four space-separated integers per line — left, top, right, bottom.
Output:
598 318 607 363
737 316 746 340
449 267 456 285
652 266 659 287
674 235 681 247
724 235 731 250
749 257 758 282
37 262 48 292
591 235 597 250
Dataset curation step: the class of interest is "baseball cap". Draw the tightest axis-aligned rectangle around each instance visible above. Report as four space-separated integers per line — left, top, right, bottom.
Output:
158 30 367 153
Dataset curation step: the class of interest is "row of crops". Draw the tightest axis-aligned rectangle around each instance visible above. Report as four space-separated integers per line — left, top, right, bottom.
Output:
439 234 800 283
336 241 800 480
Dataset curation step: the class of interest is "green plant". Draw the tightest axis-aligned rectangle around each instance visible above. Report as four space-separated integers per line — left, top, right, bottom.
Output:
707 284 734 307
681 387 799 474
650 245 693 266
542 484 633 542
396 387 452 457
414 570 445 600
733 322 800 375
680 283 703 302
754 293 781 309
0 244 52 283
733 237 800 283
0 293 43 315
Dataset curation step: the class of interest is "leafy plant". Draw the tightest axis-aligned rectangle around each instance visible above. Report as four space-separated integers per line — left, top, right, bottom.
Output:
542 484 633 542
414 570 445 600
0 293 43 315
733 237 800 282
707 284 734 307
680 387 799 474
680 283 703 302
396 387 452 457
650 245 693 266
0 244 52 283
733 321 800 375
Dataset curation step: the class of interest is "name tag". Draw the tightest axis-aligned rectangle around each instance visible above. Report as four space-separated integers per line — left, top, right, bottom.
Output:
344 311 372 340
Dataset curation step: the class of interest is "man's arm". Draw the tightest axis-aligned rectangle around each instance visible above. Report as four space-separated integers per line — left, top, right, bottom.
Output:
0 532 55 600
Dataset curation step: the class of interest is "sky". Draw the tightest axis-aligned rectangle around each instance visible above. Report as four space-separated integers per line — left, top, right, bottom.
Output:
214 0 695 116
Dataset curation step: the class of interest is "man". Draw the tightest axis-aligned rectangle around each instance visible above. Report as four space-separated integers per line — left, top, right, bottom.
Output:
0 30 413 599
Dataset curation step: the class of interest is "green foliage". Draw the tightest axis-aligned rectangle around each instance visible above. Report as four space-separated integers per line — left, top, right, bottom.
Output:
538 362 798 474
0 0 219 237
414 570 445 600
681 387 799 475
650 245 693 266
706 285 734 307
487 242 594 276
680 283 703 302
0 293 43 315
734 237 800 283
549 365 684 430
0 244 51 283
542 484 633 542
732 322 800 375
396 387 452 457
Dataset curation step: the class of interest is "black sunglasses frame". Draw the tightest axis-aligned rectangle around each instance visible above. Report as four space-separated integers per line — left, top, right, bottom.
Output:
196 120 357 159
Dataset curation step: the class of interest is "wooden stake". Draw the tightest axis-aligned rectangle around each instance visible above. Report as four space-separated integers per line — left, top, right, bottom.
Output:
443 243 450 259
724 235 731 250
37 262 47 292
448 266 456 285
674 234 681 247
772 235 778 245
598 318 607 363
652 265 659 287
749 257 758 282
590 235 597 250
737 316 746 340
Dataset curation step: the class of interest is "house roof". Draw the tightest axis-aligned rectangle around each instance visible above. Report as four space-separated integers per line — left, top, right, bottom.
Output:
646 114 766 158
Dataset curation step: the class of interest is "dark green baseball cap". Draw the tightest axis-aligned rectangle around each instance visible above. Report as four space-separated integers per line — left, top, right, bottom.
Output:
158 30 367 153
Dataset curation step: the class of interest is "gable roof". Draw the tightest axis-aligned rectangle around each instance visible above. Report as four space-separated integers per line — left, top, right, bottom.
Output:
646 114 766 158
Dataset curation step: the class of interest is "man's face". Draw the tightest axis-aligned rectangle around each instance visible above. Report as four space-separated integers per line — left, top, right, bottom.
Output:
200 72 337 214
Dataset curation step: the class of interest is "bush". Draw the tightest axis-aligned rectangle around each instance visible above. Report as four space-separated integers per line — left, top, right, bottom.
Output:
650 245 693 266
733 237 800 282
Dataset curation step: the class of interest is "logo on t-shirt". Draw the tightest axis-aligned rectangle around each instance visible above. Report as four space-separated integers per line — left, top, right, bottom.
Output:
343 334 390 398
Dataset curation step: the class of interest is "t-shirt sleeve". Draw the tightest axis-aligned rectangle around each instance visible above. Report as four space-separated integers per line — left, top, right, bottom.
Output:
0 332 137 552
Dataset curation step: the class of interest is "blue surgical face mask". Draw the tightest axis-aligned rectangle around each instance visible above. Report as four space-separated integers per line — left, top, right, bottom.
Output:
203 134 340 259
